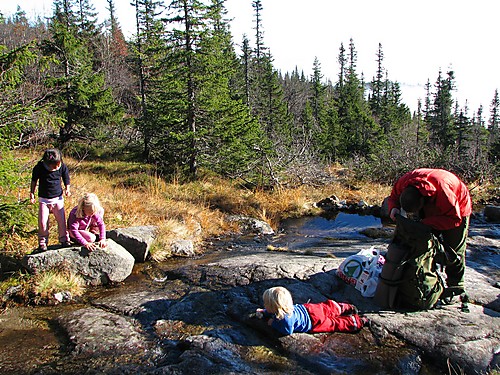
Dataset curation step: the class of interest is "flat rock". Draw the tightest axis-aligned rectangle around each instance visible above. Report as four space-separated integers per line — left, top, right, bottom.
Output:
57 307 147 355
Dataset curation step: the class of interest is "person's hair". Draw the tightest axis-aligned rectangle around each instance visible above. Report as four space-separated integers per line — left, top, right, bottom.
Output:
262 287 294 320
76 193 103 218
400 185 423 213
42 148 62 167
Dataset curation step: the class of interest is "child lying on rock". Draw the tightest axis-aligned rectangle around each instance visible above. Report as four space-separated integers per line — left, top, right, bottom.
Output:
256 286 368 335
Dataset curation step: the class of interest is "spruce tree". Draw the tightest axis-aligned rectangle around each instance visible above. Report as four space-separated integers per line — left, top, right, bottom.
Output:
369 43 384 118
336 39 383 158
488 89 500 164
0 42 39 148
147 0 264 180
428 70 456 150
129 0 165 158
41 0 123 147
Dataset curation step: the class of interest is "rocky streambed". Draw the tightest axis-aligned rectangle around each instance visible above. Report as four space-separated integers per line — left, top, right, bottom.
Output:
0 213 499 375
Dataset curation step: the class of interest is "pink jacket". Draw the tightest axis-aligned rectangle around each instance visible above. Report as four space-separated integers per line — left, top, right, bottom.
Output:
388 168 472 231
67 206 106 245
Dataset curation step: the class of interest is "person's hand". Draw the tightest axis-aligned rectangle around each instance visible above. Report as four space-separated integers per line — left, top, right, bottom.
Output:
255 308 264 319
98 239 107 248
85 242 97 252
267 318 273 326
30 193 36 204
65 186 71 197
390 207 400 221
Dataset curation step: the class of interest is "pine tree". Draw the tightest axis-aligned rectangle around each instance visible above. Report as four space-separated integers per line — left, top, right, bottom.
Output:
245 0 291 180
252 0 265 60
195 0 264 177
238 34 251 104
147 0 264 180
129 0 165 158
454 102 472 158
311 57 324 122
0 42 39 148
41 0 123 147
369 43 384 118
428 70 456 150
470 105 489 175
488 89 500 164
414 99 429 148
336 39 383 158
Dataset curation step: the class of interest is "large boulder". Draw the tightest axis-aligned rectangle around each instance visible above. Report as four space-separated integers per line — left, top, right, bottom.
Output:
22 239 134 286
107 225 158 262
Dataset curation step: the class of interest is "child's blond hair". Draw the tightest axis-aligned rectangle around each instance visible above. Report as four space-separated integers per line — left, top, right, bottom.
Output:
76 193 103 218
262 286 294 320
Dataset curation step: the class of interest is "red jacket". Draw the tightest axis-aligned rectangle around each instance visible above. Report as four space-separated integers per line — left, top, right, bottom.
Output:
388 169 472 231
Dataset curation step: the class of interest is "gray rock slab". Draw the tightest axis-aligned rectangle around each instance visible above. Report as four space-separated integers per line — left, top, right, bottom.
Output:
22 239 134 285
172 251 500 374
369 304 500 374
9 219 500 374
57 307 147 355
107 225 158 262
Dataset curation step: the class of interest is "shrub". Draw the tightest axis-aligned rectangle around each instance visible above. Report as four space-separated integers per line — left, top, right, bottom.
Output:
0 200 37 236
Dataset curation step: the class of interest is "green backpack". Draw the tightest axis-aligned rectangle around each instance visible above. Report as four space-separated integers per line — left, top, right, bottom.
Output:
375 214 445 310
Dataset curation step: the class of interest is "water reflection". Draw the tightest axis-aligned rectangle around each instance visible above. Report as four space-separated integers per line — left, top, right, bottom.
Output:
279 213 383 250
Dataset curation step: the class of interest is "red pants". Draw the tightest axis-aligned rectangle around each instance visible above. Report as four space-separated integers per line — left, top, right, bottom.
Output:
303 300 363 333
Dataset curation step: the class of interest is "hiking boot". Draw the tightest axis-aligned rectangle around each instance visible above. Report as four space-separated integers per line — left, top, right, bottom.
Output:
440 286 465 305
60 241 73 247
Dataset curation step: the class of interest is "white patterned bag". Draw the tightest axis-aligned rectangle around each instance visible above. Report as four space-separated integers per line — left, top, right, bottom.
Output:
336 247 385 297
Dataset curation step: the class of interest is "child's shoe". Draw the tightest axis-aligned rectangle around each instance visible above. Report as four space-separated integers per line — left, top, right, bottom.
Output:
36 244 47 253
340 303 359 315
61 241 73 247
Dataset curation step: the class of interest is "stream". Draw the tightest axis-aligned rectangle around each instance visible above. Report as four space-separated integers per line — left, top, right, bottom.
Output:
0 214 464 374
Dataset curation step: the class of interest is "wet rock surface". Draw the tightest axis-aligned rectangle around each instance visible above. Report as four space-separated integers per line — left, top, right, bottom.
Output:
2 216 500 374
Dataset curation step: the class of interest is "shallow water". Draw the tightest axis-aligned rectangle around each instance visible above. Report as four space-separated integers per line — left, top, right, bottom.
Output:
279 213 384 250
0 213 425 374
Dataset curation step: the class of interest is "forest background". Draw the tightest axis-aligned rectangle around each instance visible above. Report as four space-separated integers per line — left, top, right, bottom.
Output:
1 0 499 300
1 0 500 252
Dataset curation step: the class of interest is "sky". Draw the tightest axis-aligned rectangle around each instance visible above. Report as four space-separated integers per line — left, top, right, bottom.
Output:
3 0 499 115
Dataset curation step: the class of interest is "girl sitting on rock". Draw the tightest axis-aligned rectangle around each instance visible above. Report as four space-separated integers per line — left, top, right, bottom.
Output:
256 286 367 335
67 193 107 252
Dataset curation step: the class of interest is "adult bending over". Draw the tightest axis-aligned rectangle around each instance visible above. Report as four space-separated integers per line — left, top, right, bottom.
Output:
387 168 472 295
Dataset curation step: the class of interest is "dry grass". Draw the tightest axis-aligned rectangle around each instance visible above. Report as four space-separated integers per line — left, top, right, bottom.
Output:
32 268 85 301
1 150 393 303
9 149 392 258
4 149 496 304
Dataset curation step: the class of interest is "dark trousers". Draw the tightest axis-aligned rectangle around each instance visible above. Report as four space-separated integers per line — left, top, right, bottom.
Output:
438 216 469 289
